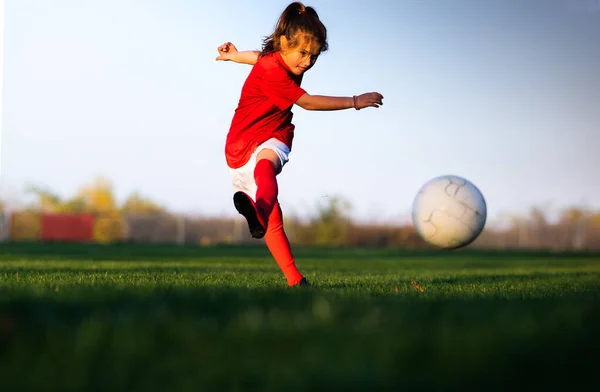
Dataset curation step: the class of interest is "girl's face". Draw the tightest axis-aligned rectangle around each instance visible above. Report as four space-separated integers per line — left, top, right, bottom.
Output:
280 35 322 75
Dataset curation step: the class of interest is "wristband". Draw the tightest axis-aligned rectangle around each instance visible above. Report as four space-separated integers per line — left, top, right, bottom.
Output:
353 95 359 110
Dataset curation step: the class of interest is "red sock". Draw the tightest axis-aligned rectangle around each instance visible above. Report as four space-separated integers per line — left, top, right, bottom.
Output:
264 203 304 286
254 159 278 218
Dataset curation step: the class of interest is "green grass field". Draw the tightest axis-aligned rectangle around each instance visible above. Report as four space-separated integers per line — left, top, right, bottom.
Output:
0 243 599 391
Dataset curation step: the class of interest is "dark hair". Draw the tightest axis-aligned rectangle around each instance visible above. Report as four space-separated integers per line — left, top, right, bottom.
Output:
261 2 328 57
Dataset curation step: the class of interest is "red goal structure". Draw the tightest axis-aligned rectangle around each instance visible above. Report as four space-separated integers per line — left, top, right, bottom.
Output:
40 214 95 242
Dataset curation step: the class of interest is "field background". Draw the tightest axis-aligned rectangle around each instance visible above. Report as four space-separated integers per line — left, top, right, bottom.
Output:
0 243 599 391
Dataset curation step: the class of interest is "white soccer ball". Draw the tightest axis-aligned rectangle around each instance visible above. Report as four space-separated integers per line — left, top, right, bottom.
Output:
412 175 487 249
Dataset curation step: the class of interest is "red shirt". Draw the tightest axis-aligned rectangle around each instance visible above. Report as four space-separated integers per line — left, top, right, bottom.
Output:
225 52 306 169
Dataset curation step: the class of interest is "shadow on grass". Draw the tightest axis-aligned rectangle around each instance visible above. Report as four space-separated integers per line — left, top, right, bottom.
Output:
0 286 598 392
0 278 598 391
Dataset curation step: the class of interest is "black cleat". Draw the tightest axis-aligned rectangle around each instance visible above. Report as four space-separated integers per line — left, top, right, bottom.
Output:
233 191 267 239
293 277 310 287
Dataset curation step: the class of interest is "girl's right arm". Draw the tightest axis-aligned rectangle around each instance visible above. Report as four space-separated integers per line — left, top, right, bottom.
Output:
296 92 384 111
216 42 260 65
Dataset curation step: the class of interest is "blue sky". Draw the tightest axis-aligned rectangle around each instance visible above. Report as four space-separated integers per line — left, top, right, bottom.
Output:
1 0 599 225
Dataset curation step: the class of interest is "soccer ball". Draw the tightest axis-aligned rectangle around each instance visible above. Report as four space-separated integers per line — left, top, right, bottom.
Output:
412 175 487 249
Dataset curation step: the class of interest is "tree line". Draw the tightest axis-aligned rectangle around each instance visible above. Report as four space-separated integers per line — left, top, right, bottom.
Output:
1 177 599 251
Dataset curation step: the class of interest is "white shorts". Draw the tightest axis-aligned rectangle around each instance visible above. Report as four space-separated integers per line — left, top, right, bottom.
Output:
229 138 290 202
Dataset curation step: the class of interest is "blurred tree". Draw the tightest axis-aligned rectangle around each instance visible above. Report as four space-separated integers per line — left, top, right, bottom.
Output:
75 177 122 243
10 211 41 241
507 214 530 248
559 207 588 223
528 207 548 248
26 186 64 212
121 192 164 215
529 207 547 227
75 177 118 214
313 196 351 246
93 211 123 243
27 177 123 243
26 186 87 214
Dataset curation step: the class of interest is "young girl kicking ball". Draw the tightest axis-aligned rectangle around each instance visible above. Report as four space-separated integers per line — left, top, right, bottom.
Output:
216 2 384 287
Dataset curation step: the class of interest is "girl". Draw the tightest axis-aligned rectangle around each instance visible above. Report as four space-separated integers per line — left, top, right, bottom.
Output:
216 2 384 287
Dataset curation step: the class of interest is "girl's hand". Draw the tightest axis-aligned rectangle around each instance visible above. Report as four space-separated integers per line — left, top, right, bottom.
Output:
216 42 238 61
356 92 384 109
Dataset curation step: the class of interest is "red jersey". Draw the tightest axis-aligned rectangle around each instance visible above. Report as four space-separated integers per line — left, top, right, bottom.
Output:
225 52 306 169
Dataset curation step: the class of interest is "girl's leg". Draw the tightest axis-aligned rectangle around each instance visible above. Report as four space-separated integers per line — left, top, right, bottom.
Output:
254 148 305 285
264 202 304 286
253 149 281 219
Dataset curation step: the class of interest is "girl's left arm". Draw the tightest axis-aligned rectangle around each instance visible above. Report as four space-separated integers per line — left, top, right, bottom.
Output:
296 92 384 111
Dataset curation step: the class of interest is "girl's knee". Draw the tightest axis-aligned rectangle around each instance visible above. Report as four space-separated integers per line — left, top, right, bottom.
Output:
256 148 282 173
